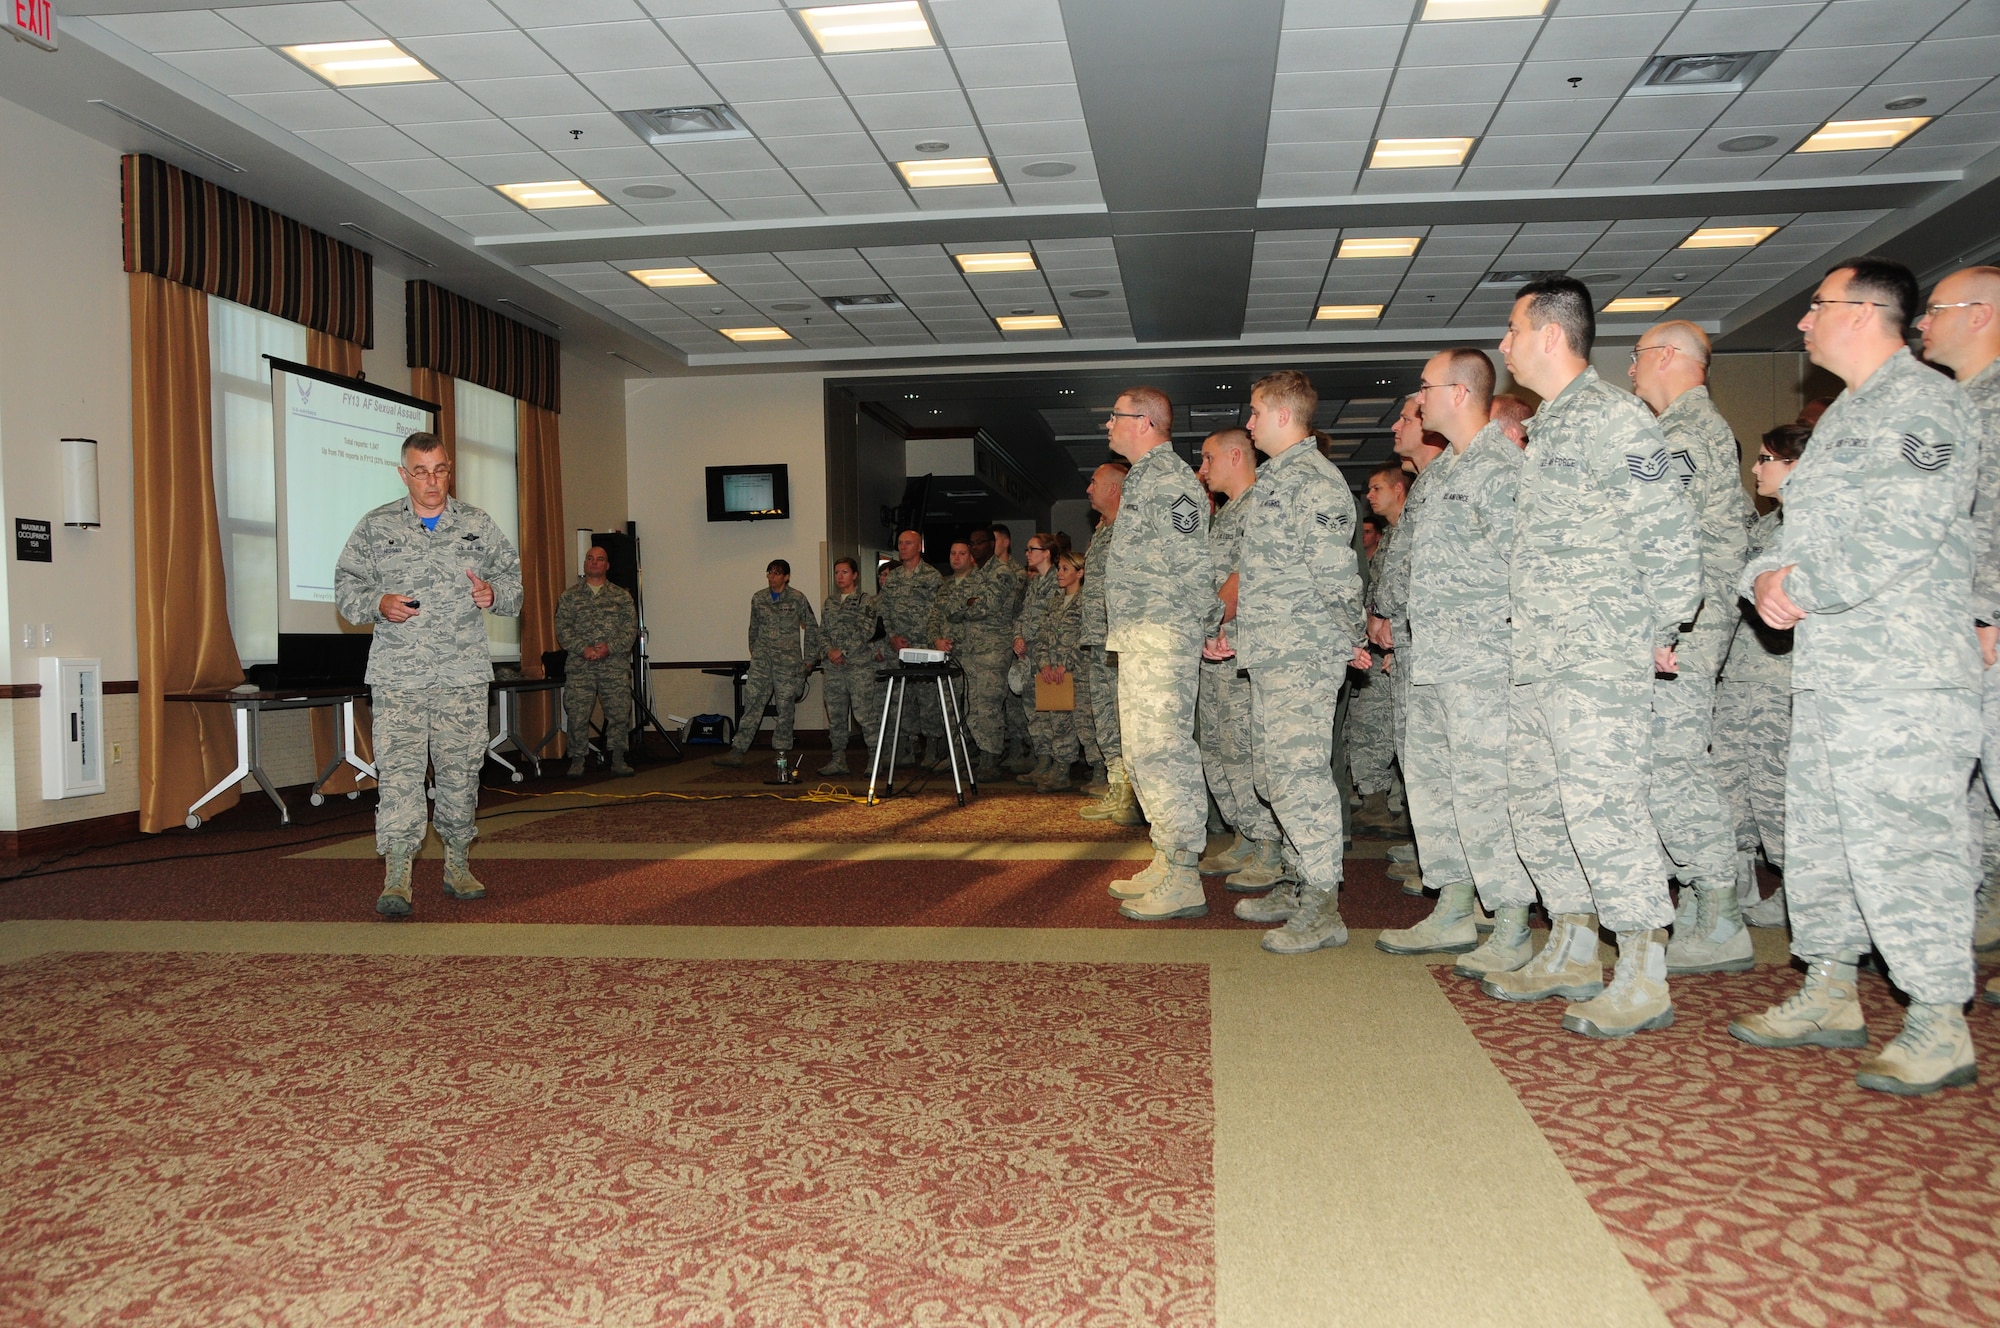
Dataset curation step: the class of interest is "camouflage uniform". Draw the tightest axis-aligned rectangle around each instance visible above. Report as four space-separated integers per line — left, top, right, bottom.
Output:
994 555 1032 757
553 578 638 758
1964 362 2000 924
878 559 945 740
1079 519 1121 773
1739 347 1981 1005
1370 461 1445 762
1199 492 1281 843
1649 386 1753 895
928 560 1014 761
1509 368 1701 932
1015 567 1062 762
820 588 885 761
1237 442 1366 892
1713 509 1791 868
1028 586 1086 769
724 586 822 755
335 495 522 857
1404 423 1537 910
1106 444 1216 862
1345 548 1396 796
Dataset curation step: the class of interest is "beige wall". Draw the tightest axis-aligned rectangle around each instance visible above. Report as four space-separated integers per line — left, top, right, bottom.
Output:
559 348 629 579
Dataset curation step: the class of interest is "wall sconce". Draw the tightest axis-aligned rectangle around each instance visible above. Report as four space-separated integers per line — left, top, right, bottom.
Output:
61 438 99 528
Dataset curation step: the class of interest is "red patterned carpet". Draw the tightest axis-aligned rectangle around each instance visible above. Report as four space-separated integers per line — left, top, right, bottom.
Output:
1440 964 2000 1327
0 952 1214 1327
487 788 1155 843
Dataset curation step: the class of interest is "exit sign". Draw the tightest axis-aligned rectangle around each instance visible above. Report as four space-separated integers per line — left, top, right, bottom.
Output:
3 0 55 51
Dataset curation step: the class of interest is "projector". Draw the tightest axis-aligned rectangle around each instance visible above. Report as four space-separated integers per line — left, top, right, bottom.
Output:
898 648 948 664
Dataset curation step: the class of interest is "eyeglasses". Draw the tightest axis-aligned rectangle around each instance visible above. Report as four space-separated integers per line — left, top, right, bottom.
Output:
1924 301 1991 317
1105 410 1148 422
1414 381 1458 394
1754 453 1779 464
1025 544 1047 553
1629 344 1672 363
404 464 451 480
1805 298 1882 313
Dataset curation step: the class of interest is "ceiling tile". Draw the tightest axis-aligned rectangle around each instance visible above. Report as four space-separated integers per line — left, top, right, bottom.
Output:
1558 160 1670 187
722 196 825 220
1402 16 1543 64
402 118 537 156
1527 10 1683 62
1271 69 1395 111
342 81 493 122
700 57 841 101
1836 77 1991 121
1935 3 2000 38
159 48 325 97
1356 165 1462 193
215 3 383 45
1472 133 1589 167
1264 142 1369 173
654 138 779 173
1485 96 1616 135
526 20 687 74
824 49 961 97
439 210 549 236
93 12 258 51
1261 171 1357 198
494 0 647 23
854 89 984 130
348 0 512 37
351 157 475 191
450 150 569 184
1575 127 1702 161
657 9 812 62
1752 44 1906 92
461 74 606 118
870 127 987 159
1375 103 1494 137
552 144 678 177
1510 58 1645 100
764 133 885 167
1387 64 1519 107
507 111 636 153
948 42 1078 89
403 184 518 214
1664 4 1820 51
231 90 383 132
1870 142 1996 170
929 0 1067 47
1277 25 1407 74
1267 108 1381 144
1596 92 1735 132
1792 0 1963 47
404 30 566 80
575 67 720 107
295 125 428 162
733 98 865 137
1713 88 1849 127
1900 110 2000 147
620 199 731 224
698 168 807 199
1880 34 2000 83
911 183 1014 209
982 119 1092 155
790 163 901 193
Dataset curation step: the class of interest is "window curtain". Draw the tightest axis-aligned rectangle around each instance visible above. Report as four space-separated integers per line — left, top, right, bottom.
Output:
306 330 377 794
516 401 567 751
408 365 459 496
132 273 244 833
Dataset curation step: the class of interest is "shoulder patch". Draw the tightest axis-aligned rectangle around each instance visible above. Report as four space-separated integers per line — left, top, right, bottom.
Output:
1900 433 1952 472
1667 448 1697 491
1626 448 1672 483
1170 493 1200 534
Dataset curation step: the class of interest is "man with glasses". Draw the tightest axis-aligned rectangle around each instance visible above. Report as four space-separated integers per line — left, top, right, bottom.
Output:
1628 320 1756 977
337 432 523 919
879 529 945 765
1364 399 1447 842
1918 265 2000 1006
1100 388 1219 921
1731 257 1983 1095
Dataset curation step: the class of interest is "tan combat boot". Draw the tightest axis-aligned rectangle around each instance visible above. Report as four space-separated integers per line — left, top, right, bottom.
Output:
1745 884 1788 928
1453 905 1534 979
1480 913 1604 1002
1855 1002 1977 1096
442 840 487 900
1986 976 2000 1007
1078 764 1132 821
1198 832 1252 876
1376 880 1480 955
1666 882 1755 975
1118 855 1209 922
1234 877 1298 923
1262 883 1348 954
375 853 414 918
1108 850 1168 900
1224 839 1286 891
1561 929 1674 1038
1728 957 1868 1049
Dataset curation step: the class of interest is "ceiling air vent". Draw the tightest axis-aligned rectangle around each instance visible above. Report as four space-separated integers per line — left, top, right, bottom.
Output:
616 104 750 145
1628 51 1778 97
1481 269 1561 286
826 293 904 312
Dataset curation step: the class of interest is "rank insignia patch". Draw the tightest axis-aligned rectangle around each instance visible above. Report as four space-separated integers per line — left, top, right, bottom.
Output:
1626 448 1672 482
1900 433 1951 472
1170 494 1200 534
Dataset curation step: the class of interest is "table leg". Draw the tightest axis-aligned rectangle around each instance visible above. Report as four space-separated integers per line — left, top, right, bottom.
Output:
186 706 254 828
246 704 290 824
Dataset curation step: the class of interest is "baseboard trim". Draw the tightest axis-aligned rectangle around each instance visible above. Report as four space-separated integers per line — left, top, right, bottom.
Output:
0 680 139 699
1 810 143 857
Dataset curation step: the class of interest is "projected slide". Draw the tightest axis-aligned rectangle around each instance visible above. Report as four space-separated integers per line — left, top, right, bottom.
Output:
274 367 432 604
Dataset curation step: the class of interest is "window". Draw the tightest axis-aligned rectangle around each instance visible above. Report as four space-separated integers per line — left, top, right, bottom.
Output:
454 378 521 660
208 298 306 664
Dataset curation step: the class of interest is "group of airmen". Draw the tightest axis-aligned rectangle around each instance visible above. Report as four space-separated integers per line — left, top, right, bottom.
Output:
703 254 1999 1100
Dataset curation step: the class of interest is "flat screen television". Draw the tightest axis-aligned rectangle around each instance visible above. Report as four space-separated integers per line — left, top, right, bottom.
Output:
706 463 790 521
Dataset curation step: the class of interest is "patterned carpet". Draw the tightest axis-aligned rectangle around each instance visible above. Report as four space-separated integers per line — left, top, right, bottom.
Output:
1440 963 2000 1327
0 952 1214 1327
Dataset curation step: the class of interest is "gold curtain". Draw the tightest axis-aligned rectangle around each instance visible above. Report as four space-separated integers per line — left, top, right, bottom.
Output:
305 332 378 794
408 365 458 497
517 400 568 754
132 273 245 833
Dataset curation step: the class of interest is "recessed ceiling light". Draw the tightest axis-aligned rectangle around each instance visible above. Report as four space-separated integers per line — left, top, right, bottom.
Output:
1420 0 1547 17
896 157 998 188
1068 288 1109 299
628 266 715 287
1680 226 1778 249
1021 161 1076 177
1717 134 1779 153
1338 236 1422 259
827 293 904 311
721 326 792 342
1316 304 1384 320
1631 51 1779 97
616 105 749 145
1579 272 1621 283
280 39 436 88
956 251 1038 274
913 140 951 153
1884 95 1929 112
798 2 936 54
495 180 607 210
1369 138 1474 169
771 301 814 312
1798 117 1930 152
1604 296 1680 313
996 314 1063 331
622 184 677 200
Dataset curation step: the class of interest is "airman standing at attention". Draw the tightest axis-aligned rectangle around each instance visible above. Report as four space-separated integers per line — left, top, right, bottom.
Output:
1233 370 1370 954
1365 400 1447 837
878 529 944 765
1628 320 1756 977
1012 531 1064 785
1483 276 1701 1039
990 523 1035 774
1731 258 1983 1095
554 543 638 777
1349 466 1409 838
1917 265 2000 1002
1100 387 1218 922
713 559 822 768
1077 462 1135 822
817 556 884 777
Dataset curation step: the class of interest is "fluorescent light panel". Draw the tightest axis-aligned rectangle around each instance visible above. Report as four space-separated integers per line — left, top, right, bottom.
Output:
1338 236 1422 259
1370 137 1474 169
799 1 935 54
495 180 607 210
896 157 998 188
1316 304 1384 320
281 39 435 88
628 266 716 287
722 326 792 342
1421 0 1548 18
955 251 1038 274
1680 226 1779 249
996 314 1063 331
1604 296 1679 313
1797 117 1930 152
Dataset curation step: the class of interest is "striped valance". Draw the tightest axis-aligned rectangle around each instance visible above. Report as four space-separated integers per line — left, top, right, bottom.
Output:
120 154 373 346
405 280 561 414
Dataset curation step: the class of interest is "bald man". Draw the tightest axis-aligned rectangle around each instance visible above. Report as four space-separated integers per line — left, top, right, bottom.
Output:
1490 395 1533 449
1918 265 2000 1007
1630 319 1756 977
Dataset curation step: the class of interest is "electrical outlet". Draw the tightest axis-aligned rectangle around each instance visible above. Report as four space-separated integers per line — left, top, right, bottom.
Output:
18 624 28 647
112 743 122 764
41 624 52 646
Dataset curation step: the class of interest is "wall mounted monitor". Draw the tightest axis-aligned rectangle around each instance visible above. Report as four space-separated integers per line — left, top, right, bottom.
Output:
706 463 790 521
